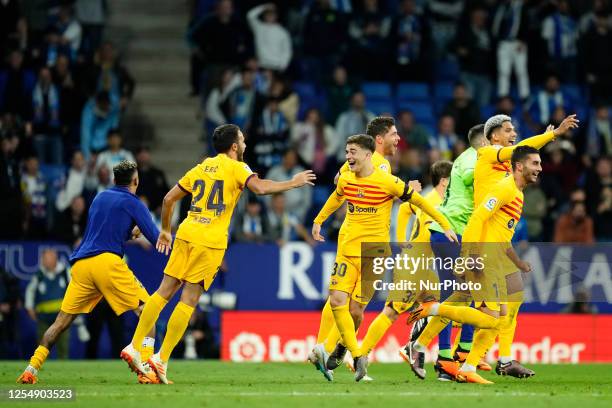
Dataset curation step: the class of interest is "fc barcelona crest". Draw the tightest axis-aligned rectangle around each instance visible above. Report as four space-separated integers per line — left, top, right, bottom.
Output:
357 188 365 198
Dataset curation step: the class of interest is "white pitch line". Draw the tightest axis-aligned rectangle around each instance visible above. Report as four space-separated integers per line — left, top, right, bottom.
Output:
74 391 610 398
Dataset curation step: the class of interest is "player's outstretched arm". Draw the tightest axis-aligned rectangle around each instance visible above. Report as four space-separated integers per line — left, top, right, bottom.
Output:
497 114 580 162
246 170 316 195
156 185 188 255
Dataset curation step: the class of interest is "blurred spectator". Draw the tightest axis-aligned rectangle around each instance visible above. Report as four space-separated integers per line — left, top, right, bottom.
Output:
221 68 265 135
335 92 375 160
442 82 481 139
528 74 573 128
582 13 612 106
425 0 464 59
290 108 337 182
397 110 431 149
326 65 357 124
392 0 430 81
188 0 251 95
85 300 123 359
87 42 135 108
553 201 595 243
579 0 612 34
25 249 71 358
135 147 169 212
21 155 48 239
266 149 312 222
32 66 62 164
541 0 578 82
585 156 612 240
268 76 299 125
455 6 493 108
75 0 107 55
40 27 71 67
54 196 87 245
21 0 49 46
56 151 86 212
205 68 237 128
95 129 135 182
429 115 458 160
55 5 82 61
0 134 24 239
51 54 84 147
347 0 392 80
585 106 612 161
397 148 424 183
266 193 314 246
80 92 119 161
0 0 23 52
523 182 547 241
302 0 347 81
174 307 219 359
0 265 20 359
492 0 530 101
247 3 292 72
233 196 270 243
2 50 32 118
251 97 289 174
562 286 598 314
85 162 112 196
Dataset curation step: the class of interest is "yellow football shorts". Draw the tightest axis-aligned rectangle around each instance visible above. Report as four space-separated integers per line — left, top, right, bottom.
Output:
465 253 508 312
164 238 225 290
328 254 376 305
387 267 439 314
61 253 149 315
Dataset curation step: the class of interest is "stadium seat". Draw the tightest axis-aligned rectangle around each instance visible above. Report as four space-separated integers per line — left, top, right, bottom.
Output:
362 82 393 101
562 84 582 104
294 81 317 100
396 82 430 102
367 100 395 116
397 101 435 123
434 58 460 81
433 82 455 103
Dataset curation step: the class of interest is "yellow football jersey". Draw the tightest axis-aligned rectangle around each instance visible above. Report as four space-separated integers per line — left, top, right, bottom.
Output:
463 175 524 243
396 189 443 243
176 154 254 249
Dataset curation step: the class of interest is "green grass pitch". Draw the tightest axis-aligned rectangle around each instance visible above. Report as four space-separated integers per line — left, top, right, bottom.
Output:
2 361 611 408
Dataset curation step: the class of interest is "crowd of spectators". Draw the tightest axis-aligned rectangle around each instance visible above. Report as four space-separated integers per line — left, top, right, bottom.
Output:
189 0 612 242
0 1 177 244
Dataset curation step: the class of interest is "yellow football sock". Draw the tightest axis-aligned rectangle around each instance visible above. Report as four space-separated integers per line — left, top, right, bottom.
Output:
29 346 49 370
331 303 361 357
438 304 499 329
361 313 393 355
141 337 155 362
498 301 521 358
317 299 335 344
416 315 450 346
465 328 498 367
132 292 168 349
159 302 194 361
324 324 341 353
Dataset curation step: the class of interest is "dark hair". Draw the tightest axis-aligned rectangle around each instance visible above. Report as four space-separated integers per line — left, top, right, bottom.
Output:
467 124 485 148
96 91 110 104
346 134 375 152
107 128 120 138
212 124 240 153
431 160 453 186
511 146 540 170
113 160 138 186
366 116 395 138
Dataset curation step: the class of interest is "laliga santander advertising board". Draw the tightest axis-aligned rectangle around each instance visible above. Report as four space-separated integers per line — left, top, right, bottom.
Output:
222 312 612 363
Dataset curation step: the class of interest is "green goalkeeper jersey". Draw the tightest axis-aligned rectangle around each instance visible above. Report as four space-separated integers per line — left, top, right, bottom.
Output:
429 147 477 236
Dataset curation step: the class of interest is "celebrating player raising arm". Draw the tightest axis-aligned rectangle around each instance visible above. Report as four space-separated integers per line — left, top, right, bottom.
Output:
121 124 315 384
311 134 456 382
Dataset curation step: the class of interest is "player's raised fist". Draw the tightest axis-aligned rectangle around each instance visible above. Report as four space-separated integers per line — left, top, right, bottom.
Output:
553 114 579 136
293 170 317 187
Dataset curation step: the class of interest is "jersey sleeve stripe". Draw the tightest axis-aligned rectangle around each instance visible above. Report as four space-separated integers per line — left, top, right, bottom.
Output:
177 183 190 194
505 202 523 213
501 207 521 220
514 197 524 204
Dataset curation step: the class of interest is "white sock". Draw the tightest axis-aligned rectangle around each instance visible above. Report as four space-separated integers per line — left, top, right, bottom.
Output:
26 365 38 375
413 341 427 352
499 356 512 364
143 337 155 348
430 302 440 315
461 363 476 372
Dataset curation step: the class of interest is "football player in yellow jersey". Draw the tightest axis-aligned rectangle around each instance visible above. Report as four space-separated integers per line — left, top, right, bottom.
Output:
406 146 542 384
358 160 452 359
121 124 316 384
309 117 421 380
311 134 457 381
